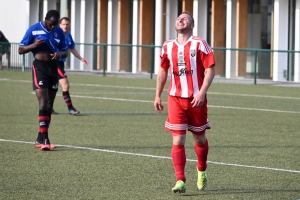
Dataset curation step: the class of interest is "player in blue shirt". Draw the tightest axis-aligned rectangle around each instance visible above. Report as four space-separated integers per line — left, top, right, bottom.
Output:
18 10 68 151
52 17 88 115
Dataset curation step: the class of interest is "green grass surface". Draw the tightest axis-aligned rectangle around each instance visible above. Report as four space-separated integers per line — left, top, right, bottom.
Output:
0 71 299 200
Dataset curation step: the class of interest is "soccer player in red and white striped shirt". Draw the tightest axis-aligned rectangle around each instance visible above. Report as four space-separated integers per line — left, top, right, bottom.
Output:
154 11 215 193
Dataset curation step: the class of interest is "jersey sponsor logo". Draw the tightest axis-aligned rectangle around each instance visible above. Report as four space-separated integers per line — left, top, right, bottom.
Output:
32 30 46 35
190 49 196 57
39 81 43 85
172 68 193 76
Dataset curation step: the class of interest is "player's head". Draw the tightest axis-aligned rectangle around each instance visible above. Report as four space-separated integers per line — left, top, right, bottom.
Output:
59 17 70 33
44 10 60 31
175 11 194 34
181 11 194 25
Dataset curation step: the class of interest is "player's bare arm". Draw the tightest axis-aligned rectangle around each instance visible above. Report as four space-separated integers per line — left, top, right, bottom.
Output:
191 66 215 107
154 68 168 112
18 39 45 54
70 48 88 65
50 50 68 60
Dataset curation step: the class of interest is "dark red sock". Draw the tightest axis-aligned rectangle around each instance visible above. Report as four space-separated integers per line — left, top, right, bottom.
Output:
194 140 209 171
38 110 50 140
62 91 73 109
172 145 186 182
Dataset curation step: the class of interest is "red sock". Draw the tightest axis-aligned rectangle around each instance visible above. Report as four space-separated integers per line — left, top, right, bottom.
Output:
62 91 73 109
194 140 209 171
38 110 50 134
172 145 186 182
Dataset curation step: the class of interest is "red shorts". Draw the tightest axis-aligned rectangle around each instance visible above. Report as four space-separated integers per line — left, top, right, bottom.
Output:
165 95 210 135
57 61 67 79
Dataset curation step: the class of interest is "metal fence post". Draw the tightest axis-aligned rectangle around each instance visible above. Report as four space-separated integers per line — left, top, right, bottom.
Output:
150 45 154 79
103 44 107 77
254 50 258 85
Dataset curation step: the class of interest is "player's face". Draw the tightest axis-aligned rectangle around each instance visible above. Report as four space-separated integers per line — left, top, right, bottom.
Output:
60 19 70 33
45 17 59 31
175 13 194 33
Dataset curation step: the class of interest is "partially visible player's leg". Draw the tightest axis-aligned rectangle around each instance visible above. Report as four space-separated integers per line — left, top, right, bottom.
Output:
57 62 80 115
0 53 2 69
193 133 208 190
167 96 189 193
171 134 187 193
6 53 10 69
35 88 52 150
48 89 57 114
6 44 10 69
59 78 80 115
188 97 210 190
32 60 56 150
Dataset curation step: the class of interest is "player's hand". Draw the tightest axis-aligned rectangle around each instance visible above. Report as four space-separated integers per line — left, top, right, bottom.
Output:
50 52 61 60
154 97 164 113
81 58 88 65
191 92 205 107
34 38 44 47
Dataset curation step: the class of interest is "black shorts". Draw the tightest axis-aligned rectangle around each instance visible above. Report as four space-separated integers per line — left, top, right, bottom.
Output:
0 43 10 55
32 60 58 91
57 61 67 79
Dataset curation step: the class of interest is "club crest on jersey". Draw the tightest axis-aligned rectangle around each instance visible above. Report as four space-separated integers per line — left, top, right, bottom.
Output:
190 50 196 57
54 32 58 38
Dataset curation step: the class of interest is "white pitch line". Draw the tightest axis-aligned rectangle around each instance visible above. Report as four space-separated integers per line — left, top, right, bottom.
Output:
209 92 300 100
0 138 299 174
208 105 300 114
46 93 300 114
3 78 300 100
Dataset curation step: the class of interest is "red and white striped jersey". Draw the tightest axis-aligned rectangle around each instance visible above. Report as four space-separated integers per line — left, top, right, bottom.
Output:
160 36 215 98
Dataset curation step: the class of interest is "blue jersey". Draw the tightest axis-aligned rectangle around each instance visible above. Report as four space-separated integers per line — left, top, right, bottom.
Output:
19 22 68 56
58 32 75 62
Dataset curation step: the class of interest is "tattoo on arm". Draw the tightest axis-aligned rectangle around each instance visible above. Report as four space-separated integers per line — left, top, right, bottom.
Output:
205 76 211 84
157 77 161 91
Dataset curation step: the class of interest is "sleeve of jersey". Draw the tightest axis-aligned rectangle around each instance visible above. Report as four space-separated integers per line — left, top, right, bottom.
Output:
58 30 68 51
37 35 58 52
19 28 33 46
201 51 215 69
69 33 76 49
160 53 170 70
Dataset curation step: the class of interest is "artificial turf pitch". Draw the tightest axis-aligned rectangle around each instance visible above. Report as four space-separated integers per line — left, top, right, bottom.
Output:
0 71 299 200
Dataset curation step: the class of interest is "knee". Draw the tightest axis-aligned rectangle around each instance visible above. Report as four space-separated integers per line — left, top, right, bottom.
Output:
39 101 49 110
38 97 50 110
193 134 206 146
61 83 69 91
172 134 186 145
